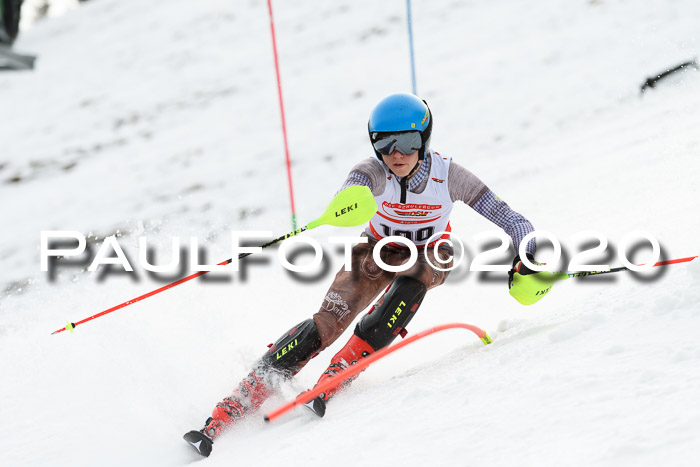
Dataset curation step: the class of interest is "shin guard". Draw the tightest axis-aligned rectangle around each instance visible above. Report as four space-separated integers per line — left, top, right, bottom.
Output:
260 318 322 377
356 275 427 350
314 276 428 406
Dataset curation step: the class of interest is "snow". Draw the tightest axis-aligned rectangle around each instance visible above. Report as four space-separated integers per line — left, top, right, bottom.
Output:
1 0 700 465
19 1 82 30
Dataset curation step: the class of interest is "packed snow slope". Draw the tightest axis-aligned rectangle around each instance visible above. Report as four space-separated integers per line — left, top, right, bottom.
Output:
1 0 699 466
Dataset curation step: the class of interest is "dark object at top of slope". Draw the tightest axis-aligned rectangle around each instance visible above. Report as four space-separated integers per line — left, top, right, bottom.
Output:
640 59 699 94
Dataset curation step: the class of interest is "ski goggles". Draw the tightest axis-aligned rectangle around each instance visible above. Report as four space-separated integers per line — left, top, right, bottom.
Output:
371 131 422 156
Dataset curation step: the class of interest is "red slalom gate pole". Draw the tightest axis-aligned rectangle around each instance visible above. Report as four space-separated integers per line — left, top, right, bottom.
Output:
267 0 298 230
264 322 493 423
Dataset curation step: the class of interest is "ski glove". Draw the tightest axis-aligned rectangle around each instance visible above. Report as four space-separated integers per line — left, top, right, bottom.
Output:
509 253 538 278
508 254 564 305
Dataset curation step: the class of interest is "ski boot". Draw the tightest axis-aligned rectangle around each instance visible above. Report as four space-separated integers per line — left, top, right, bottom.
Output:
185 319 322 455
306 334 374 417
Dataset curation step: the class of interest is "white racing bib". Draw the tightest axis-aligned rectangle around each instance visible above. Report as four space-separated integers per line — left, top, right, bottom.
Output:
368 153 454 246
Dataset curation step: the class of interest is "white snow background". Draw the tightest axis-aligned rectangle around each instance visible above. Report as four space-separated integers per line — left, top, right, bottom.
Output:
1 0 700 466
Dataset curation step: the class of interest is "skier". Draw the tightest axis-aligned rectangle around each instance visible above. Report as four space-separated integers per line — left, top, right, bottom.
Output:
185 93 545 456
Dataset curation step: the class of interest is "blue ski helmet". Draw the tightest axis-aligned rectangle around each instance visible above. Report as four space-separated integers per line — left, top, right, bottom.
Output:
368 93 433 161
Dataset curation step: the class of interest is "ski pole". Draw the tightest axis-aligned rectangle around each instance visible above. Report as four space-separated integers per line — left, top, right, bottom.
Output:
51 186 378 335
556 255 697 280
510 255 697 305
263 322 493 423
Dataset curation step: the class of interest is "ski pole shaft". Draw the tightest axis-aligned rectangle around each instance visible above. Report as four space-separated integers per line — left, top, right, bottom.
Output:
50 186 378 335
557 255 697 280
263 322 493 423
50 228 308 335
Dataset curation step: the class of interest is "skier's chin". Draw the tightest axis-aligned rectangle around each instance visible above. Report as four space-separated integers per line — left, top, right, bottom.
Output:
392 164 409 175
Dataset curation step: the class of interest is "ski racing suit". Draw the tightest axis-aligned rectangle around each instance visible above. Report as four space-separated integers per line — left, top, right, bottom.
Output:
203 149 537 437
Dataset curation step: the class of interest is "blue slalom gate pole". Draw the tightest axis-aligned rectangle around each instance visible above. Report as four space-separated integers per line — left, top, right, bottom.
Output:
406 0 417 95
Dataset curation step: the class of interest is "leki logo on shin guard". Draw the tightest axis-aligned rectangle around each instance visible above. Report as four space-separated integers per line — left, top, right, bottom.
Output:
387 301 406 328
276 339 298 359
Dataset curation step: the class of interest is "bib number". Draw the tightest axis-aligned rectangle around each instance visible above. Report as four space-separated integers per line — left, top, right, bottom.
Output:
380 224 435 243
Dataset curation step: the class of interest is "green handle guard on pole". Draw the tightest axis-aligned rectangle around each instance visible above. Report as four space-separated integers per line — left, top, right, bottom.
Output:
308 185 377 229
509 271 568 306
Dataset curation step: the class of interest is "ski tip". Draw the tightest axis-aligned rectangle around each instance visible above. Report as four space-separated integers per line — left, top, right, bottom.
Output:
263 414 270 423
480 332 493 345
302 396 326 418
183 430 213 457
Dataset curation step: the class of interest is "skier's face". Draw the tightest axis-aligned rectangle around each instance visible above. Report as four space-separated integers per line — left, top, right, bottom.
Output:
381 150 420 178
